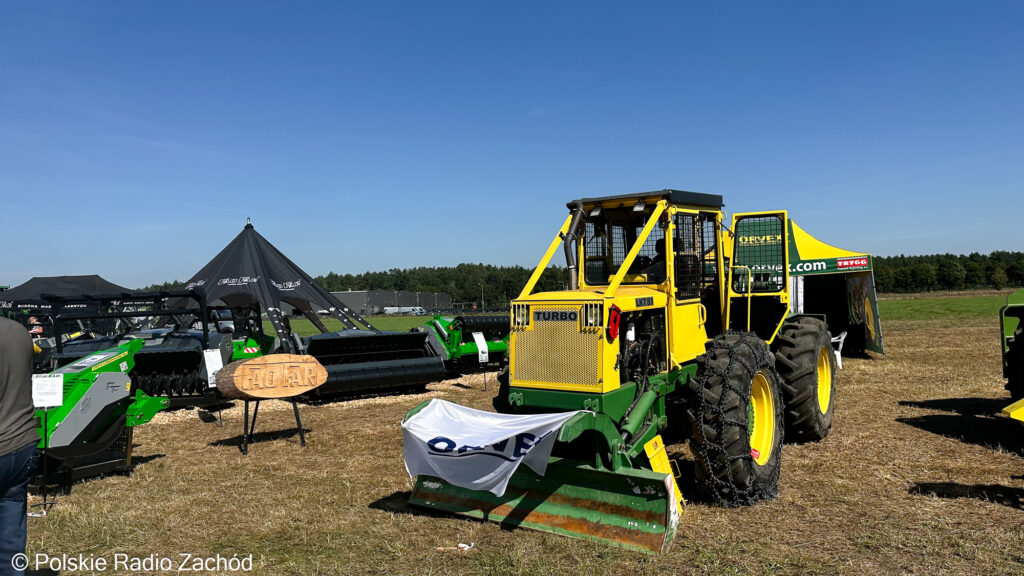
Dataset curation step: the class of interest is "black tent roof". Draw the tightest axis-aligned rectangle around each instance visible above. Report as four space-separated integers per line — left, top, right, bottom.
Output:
179 221 376 343
0 275 131 310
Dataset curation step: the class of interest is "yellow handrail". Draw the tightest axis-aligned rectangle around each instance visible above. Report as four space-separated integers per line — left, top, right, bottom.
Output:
607 201 668 298
518 214 574 299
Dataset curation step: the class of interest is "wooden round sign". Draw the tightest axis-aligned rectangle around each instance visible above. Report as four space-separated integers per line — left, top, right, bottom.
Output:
215 354 328 400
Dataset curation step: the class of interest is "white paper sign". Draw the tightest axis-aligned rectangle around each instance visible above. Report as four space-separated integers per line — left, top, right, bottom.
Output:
402 399 586 496
32 374 64 408
203 349 225 387
472 332 489 363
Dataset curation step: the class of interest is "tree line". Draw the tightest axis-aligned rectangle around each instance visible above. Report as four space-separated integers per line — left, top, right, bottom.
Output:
139 252 1023 299
874 251 1024 293
314 264 569 305
139 263 570 306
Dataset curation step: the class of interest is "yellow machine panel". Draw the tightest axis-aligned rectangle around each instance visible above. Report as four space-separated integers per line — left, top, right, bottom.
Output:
668 303 709 368
510 302 617 393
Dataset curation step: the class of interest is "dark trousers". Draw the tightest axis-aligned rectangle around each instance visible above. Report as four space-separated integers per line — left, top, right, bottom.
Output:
0 442 36 576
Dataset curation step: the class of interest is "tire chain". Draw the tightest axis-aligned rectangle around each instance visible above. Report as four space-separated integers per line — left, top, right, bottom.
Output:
689 330 781 507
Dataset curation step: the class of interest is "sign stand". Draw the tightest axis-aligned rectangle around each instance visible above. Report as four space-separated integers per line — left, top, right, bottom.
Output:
40 409 51 513
240 399 306 455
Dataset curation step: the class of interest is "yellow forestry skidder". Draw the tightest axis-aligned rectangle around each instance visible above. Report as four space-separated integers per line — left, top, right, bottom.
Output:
407 190 838 552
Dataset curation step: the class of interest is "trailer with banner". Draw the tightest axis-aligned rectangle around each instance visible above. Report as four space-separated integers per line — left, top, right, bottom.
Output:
786 219 884 356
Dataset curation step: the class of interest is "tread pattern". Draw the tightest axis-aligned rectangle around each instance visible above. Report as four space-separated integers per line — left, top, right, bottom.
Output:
687 331 785 507
773 317 836 443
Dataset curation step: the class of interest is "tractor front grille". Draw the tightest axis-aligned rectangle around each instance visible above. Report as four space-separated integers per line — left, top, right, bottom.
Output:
512 305 601 390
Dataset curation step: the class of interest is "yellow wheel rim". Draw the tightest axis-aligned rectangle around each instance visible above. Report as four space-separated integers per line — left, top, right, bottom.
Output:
816 347 832 414
748 371 775 466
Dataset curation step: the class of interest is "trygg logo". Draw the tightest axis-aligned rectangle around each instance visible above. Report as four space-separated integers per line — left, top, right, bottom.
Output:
533 310 578 322
737 234 782 247
427 432 549 462
837 258 869 268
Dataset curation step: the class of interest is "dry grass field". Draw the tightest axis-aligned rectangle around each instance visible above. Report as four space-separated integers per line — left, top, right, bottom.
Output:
25 294 1024 575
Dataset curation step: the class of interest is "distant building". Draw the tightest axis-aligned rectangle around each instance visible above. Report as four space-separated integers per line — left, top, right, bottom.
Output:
331 290 452 314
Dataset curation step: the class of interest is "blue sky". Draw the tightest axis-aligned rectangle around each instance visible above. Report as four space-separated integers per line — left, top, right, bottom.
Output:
2 2 1022 288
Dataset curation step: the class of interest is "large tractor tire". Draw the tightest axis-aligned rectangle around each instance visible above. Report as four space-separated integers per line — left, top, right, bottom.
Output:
1007 327 1024 401
492 359 512 413
688 331 785 507
773 317 836 443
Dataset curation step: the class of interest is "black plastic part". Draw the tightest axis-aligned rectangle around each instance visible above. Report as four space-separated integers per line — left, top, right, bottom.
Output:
569 189 724 210
317 357 445 396
306 330 432 364
453 315 510 340
306 330 445 396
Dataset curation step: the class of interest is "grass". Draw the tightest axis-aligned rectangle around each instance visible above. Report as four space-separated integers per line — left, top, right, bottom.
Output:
25 291 1024 575
878 290 1014 322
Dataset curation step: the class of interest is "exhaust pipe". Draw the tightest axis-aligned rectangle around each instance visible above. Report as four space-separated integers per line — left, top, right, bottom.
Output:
563 201 585 290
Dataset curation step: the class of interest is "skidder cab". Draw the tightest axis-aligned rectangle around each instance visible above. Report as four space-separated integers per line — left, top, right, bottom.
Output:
408 190 839 553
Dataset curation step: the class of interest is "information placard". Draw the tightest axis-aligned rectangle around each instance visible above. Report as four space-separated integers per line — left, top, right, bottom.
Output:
32 374 64 408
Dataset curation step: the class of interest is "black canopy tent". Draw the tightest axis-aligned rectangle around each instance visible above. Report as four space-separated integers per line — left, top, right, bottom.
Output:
174 220 444 395
0 275 131 311
176 220 379 353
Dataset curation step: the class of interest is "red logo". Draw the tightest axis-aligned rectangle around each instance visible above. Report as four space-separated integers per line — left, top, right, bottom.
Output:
750 448 761 459
837 258 869 268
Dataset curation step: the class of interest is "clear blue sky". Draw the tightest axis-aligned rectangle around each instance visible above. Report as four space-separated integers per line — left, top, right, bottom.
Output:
2 2 1022 288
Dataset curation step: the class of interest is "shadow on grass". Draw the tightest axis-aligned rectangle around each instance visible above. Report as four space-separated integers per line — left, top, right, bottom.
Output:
896 413 1024 456
899 397 1010 416
131 453 165 467
910 482 1024 510
369 490 450 519
897 395 1024 456
198 403 236 424
208 428 311 449
298 385 431 406
369 490 550 536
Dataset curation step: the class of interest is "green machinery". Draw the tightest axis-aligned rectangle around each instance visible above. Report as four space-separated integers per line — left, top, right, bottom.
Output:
1000 288 1024 422
406 190 838 553
36 338 168 481
419 315 509 374
1001 288 1024 401
47 291 272 407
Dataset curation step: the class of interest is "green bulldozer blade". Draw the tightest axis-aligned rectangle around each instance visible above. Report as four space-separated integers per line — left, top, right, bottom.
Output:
409 457 679 554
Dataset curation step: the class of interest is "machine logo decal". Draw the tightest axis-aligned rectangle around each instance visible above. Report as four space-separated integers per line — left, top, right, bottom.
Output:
426 431 551 462
635 297 654 307
837 257 869 269
533 310 578 322
737 234 782 247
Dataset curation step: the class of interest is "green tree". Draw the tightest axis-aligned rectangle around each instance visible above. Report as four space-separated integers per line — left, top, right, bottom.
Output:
911 263 938 292
989 265 1009 290
963 261 986 288
936 261 965 291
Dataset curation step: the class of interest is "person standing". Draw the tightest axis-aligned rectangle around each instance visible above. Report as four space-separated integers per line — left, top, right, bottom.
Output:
0 317 38 576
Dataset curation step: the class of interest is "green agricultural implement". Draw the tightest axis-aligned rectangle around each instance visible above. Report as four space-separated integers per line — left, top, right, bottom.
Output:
1000 288 1024 423
419 315 509 375
36 338 169 482
407 190 839 552
45 290 270 407
1001 288 1024 401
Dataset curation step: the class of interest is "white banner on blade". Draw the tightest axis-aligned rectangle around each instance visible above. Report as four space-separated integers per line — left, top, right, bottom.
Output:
471 332 489 363
402 398 587 497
